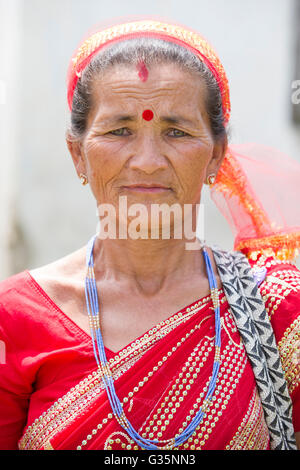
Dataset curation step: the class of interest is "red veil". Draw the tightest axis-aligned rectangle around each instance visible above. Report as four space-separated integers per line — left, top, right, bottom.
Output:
211 144 300 262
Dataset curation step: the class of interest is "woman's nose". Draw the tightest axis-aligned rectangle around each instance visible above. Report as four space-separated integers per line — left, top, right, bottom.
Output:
127 137 169 174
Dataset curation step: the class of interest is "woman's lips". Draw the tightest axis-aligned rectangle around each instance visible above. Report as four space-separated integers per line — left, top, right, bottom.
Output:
122 185 172 193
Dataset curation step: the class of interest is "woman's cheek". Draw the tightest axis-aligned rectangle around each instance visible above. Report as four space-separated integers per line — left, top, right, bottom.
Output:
182 144 211 177
180 148 212 201
82 142 124 204
84 139 119 176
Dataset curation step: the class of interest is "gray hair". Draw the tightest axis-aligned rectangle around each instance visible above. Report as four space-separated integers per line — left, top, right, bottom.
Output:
67 37 228 142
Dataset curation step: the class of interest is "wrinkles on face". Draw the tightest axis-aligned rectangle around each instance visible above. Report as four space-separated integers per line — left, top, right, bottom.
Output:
81 63 216 208
88 64 210 129
100 71 182 96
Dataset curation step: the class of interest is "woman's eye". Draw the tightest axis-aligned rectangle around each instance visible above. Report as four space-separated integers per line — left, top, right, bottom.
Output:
168 129 189 137
109 128 131 136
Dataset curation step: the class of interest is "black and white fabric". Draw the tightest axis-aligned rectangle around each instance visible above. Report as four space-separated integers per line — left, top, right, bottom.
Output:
211 246 297 450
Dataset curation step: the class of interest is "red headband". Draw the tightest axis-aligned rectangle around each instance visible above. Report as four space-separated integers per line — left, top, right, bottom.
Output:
66 20 231 124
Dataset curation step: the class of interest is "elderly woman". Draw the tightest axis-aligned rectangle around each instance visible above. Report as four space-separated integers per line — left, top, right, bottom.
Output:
0 19 299 451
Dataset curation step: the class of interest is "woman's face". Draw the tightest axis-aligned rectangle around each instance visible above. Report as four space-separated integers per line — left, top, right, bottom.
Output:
68 62 226 221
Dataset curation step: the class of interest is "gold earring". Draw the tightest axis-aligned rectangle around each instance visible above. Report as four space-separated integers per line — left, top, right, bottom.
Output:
80 173 88 186
206 173 216 186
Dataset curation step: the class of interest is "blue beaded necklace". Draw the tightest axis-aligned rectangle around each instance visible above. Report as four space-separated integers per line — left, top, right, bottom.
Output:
85 234 221 450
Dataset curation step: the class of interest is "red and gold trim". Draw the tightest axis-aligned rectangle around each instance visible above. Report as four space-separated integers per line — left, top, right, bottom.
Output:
237 232 300 262
67 20 230 123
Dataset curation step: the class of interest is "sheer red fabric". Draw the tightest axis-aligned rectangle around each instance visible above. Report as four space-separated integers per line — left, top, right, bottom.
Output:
211 144 300 262
0 259 299 450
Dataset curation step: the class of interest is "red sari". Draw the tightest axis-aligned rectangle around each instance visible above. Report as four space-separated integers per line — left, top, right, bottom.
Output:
0 253 299 450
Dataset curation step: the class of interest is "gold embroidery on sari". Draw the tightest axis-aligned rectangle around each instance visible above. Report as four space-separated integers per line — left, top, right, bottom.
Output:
257 264 300 395
143 343 247 450
43 440 54 450
20 295 271 451
259 269 300 319
79 316 218 450
138 332 216 440
225 388 269 450
278 317 300 395
190 347 249 449
104 431 133 450
19 293 224 450
253 253 297 269
81 310 265 450
221 315 244 348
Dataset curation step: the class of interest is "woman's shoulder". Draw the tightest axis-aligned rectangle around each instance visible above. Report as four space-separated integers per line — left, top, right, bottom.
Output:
250 252 300 407
0 250 88 349
1 245 90 337
212 244 299 339
212 244 300 324
0 245 86 301
238 251 300 406
0 270 32 311
246 251 300 302
0 270 42 350
28 244 87 281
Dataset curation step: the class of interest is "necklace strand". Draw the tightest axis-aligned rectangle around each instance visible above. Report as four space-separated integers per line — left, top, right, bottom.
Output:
85 234 221 450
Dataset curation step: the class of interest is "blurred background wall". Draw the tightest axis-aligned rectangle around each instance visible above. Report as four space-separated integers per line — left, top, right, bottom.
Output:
0 0 299 280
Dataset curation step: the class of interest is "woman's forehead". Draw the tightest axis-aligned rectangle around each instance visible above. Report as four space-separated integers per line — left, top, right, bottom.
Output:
87 72 208 130
91 62 206 109
97 61 196 83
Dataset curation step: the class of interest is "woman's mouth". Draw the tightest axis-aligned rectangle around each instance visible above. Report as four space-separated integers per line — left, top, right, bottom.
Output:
121 184 172 193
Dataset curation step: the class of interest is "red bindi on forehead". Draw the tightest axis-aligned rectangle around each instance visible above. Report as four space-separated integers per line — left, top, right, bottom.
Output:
137 61 149 82
142 109 154 121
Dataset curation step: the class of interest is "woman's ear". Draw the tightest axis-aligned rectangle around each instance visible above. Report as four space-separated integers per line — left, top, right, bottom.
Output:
66 133 86 178
206 134 228 178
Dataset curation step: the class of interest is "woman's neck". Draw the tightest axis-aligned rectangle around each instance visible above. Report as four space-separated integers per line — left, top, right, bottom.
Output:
92 236 206 296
